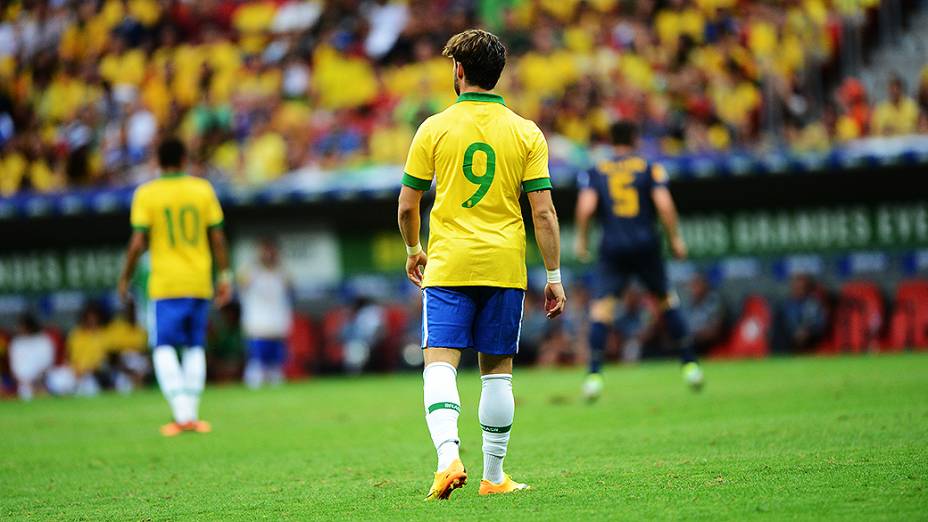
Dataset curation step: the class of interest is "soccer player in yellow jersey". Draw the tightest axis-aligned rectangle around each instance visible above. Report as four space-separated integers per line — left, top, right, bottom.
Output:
117 138 232 437
397 29 567 500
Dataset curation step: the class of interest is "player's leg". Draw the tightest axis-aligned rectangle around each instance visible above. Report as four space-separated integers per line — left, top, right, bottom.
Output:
584 261 627 401
421 287 474 500
640 254 704 390
474 288 529 495
266 339 286 386
243 339 266 389
150 299 190 435
179 298 210 431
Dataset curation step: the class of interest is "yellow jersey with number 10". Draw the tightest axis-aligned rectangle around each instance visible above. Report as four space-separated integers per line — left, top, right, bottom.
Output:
130 173 224 299
402 92 552 290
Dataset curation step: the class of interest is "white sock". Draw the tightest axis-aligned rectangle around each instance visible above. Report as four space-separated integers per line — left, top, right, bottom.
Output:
243 359 264 389
153 346 188 423
423 362 461 471
480 374 513 484
18 382 34 401
181 347 206 422
267 366 284 386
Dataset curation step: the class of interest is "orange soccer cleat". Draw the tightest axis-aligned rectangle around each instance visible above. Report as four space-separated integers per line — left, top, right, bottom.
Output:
160 422 185 437
182 420 212 433
425 459 467 501
479 474 530 496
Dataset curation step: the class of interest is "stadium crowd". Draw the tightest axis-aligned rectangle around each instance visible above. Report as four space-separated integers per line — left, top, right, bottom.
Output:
2 0 928 196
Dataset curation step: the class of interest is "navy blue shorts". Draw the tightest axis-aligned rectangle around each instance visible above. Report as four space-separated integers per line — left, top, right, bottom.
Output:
247 338 287 366
422 286 525 355
150 298 210 348
595 248 669 299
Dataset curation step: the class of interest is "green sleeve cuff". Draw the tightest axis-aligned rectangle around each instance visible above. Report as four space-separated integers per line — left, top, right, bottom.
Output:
208 221 224 229
522 178 553 192
132 225 149 232
402 173 432 191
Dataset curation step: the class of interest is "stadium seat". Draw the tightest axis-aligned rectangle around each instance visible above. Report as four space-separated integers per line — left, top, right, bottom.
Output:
370 306 408 372
710 295 771 359
828 281 884 354
44 327 67 365
321 307 350 370
886 280 928 351
284 313 320 379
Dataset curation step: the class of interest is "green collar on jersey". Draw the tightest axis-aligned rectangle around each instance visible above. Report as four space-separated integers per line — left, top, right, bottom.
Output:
161 171 186 178
456 92 506 106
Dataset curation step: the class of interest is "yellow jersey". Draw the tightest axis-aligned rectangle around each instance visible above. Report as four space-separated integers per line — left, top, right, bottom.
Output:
130 173 224 299
105 318 148 353
402 92 552 289
68 327 107 374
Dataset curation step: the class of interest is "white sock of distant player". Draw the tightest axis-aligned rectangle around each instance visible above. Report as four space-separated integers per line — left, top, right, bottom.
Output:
480 374 514 484
181 347 206 421
423 362 461 471
243 359 264 389
267 366 284 386
152 346 189 423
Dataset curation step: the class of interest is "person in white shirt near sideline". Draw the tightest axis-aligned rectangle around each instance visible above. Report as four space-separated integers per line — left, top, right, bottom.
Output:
9 313 55 401
239 237 294 389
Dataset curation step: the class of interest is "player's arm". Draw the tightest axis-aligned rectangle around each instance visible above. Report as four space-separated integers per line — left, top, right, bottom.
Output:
209 227 233 306
528 189 567 319
398 118 434 287
118 231 147 304
650 164 687 260
120 187 150 303
574 178 598 263
204 184 232 305
398 185 427 287
652 187 686 260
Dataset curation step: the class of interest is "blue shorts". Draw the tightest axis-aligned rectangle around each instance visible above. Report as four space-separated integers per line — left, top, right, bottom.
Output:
247 338 287 366
422 286 525 355
596 247 669 299
150 298 210 348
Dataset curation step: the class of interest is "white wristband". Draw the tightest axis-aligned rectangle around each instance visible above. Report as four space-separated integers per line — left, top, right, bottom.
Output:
546 268 561 284
406 243 423 256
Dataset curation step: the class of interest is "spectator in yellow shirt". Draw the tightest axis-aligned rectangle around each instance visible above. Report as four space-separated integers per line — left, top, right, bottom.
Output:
106 302 149 393
243 119 288 185
872 75 919 136
68 303 108 396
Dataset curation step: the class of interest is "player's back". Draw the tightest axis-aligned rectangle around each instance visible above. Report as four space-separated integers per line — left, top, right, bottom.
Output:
583 155 666 256
130 174 224 300
406 92 551 289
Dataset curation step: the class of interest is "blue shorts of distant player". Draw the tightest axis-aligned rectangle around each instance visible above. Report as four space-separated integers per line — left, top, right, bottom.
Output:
421 286 525 356
149 298 210 348
247 338 287 366
595 246 669 299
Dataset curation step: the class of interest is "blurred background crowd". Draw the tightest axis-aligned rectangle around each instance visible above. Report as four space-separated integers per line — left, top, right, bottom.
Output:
3 259 926 399
2 0 928 195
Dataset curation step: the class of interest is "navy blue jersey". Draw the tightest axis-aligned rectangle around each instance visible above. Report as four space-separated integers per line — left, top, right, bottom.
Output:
578 155 668 256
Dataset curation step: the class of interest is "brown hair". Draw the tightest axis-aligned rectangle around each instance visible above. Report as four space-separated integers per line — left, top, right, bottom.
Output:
442 29 507 91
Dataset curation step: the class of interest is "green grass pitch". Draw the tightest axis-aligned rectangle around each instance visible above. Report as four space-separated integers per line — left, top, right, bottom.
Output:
2 353 927 520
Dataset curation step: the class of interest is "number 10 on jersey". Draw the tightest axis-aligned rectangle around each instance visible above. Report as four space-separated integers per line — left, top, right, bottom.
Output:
163 205 201 246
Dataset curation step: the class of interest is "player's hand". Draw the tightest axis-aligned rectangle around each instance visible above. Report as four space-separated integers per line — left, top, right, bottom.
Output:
670 235 688 260
214 279 233 307
406 252 428 287
544 282 567 319
117 276 131 305
574 238 591 263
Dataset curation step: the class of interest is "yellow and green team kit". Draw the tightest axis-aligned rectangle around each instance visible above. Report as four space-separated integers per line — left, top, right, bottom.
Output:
402 92 553 290
130 173 224 299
